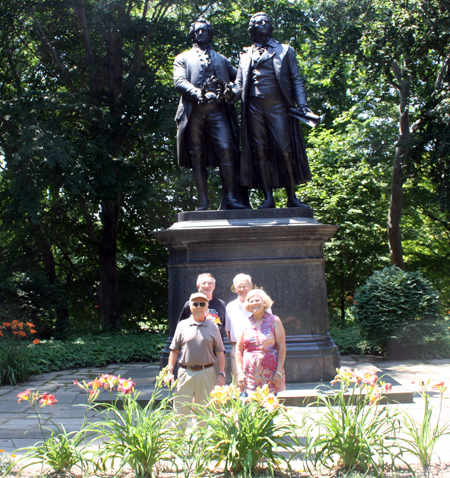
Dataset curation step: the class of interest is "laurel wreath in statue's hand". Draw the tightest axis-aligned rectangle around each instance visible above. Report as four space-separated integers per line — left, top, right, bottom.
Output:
199 76 232 103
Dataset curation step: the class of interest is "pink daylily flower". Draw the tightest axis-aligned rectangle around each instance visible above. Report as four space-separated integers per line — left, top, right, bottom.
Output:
118 378 136 394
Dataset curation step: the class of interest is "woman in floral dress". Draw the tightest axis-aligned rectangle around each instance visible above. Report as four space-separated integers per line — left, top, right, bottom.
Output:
235 289 286 394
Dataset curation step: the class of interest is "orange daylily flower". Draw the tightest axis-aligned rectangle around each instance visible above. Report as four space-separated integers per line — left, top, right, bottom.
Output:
369 388 382 405
432 381 446 392
39 393 57 408
261 393 285 412
17 390 32 403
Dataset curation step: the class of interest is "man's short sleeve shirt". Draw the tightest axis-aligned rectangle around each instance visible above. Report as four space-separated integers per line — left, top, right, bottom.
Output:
170 316 224 366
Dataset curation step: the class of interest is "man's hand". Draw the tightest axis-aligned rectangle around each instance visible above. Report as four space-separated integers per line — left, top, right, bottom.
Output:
299 105 314 115
224 87 234 101
204 91 218 102
166 370 175 384
195 89 204 104
216 373 225 386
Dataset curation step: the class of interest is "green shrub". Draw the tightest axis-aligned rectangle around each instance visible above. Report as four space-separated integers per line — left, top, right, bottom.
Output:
392 317 450 359
353 266 443 356
27 332 167 374
329 324 377 356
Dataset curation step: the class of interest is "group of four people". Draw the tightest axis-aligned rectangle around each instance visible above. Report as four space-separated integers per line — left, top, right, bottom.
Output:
174 12 315 211
166 272 286 420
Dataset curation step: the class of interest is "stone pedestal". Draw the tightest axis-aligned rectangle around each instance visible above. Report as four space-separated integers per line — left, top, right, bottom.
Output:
153 207 340 383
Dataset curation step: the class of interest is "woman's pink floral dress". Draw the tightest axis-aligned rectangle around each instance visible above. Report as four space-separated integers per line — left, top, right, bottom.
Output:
242 312 286 393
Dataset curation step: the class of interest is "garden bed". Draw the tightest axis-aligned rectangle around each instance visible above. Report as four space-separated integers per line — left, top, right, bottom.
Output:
5 461 450 478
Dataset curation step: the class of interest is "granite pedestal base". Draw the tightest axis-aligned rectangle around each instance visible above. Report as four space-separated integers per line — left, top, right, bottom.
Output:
153 207 340 383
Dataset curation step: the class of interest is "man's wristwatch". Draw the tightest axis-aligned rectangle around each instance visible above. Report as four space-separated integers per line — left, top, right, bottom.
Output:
218 372 225 377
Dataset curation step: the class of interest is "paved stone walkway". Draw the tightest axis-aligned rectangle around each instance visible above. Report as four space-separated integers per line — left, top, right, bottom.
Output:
1 356 450 468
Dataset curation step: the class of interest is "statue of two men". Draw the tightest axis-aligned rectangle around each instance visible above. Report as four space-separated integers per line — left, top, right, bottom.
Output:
173 13 317 211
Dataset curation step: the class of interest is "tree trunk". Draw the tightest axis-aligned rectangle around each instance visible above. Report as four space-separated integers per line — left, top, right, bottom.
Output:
340 257 346 327
388 61 410 270
98 200 121 329
388 149 405 269
33 224 70 336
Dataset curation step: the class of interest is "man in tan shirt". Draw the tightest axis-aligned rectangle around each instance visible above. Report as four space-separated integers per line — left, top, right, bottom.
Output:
167 291 225 423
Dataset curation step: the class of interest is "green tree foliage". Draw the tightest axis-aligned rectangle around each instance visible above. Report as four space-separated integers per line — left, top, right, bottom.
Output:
303 108 395 325
354 266 443 356
296 0 450 321
0 0 192 333
0 0 449 338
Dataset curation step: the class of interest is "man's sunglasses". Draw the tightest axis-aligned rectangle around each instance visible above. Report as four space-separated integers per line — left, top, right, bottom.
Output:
192 302 207 307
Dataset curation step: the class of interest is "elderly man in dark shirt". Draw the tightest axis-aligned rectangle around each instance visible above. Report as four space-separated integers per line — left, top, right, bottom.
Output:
232 12 316 209
177 272 227 339
173 18 245 211
167 291 225 425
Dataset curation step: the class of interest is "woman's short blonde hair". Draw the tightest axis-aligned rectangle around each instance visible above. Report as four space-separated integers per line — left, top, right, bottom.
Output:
244 289 274 312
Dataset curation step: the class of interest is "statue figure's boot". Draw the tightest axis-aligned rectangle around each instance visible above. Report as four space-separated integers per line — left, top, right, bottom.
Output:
239 186 252 209
192 165 210 210
219 161 246 209
258 162 275 209
285 160 307 208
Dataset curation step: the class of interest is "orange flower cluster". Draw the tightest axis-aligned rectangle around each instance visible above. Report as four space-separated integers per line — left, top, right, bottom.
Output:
0 320 39 342
74 374 136 402
17 389 58 408
331 367 393 405
247 384 285 411
412 378 447 394
209 383 285 412
210 384 240 404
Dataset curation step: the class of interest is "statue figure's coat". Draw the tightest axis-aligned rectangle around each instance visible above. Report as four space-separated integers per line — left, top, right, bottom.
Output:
174 48 239 169
233 40 312 188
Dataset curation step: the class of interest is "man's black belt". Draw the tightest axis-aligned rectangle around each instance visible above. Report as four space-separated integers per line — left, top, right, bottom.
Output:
179 363 213 371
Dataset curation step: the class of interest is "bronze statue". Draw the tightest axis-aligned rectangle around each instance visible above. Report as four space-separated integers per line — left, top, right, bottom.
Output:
232 12 318 209
173 19 246 210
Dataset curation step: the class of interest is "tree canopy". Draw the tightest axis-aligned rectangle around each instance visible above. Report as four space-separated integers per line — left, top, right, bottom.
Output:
0 0 449 336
